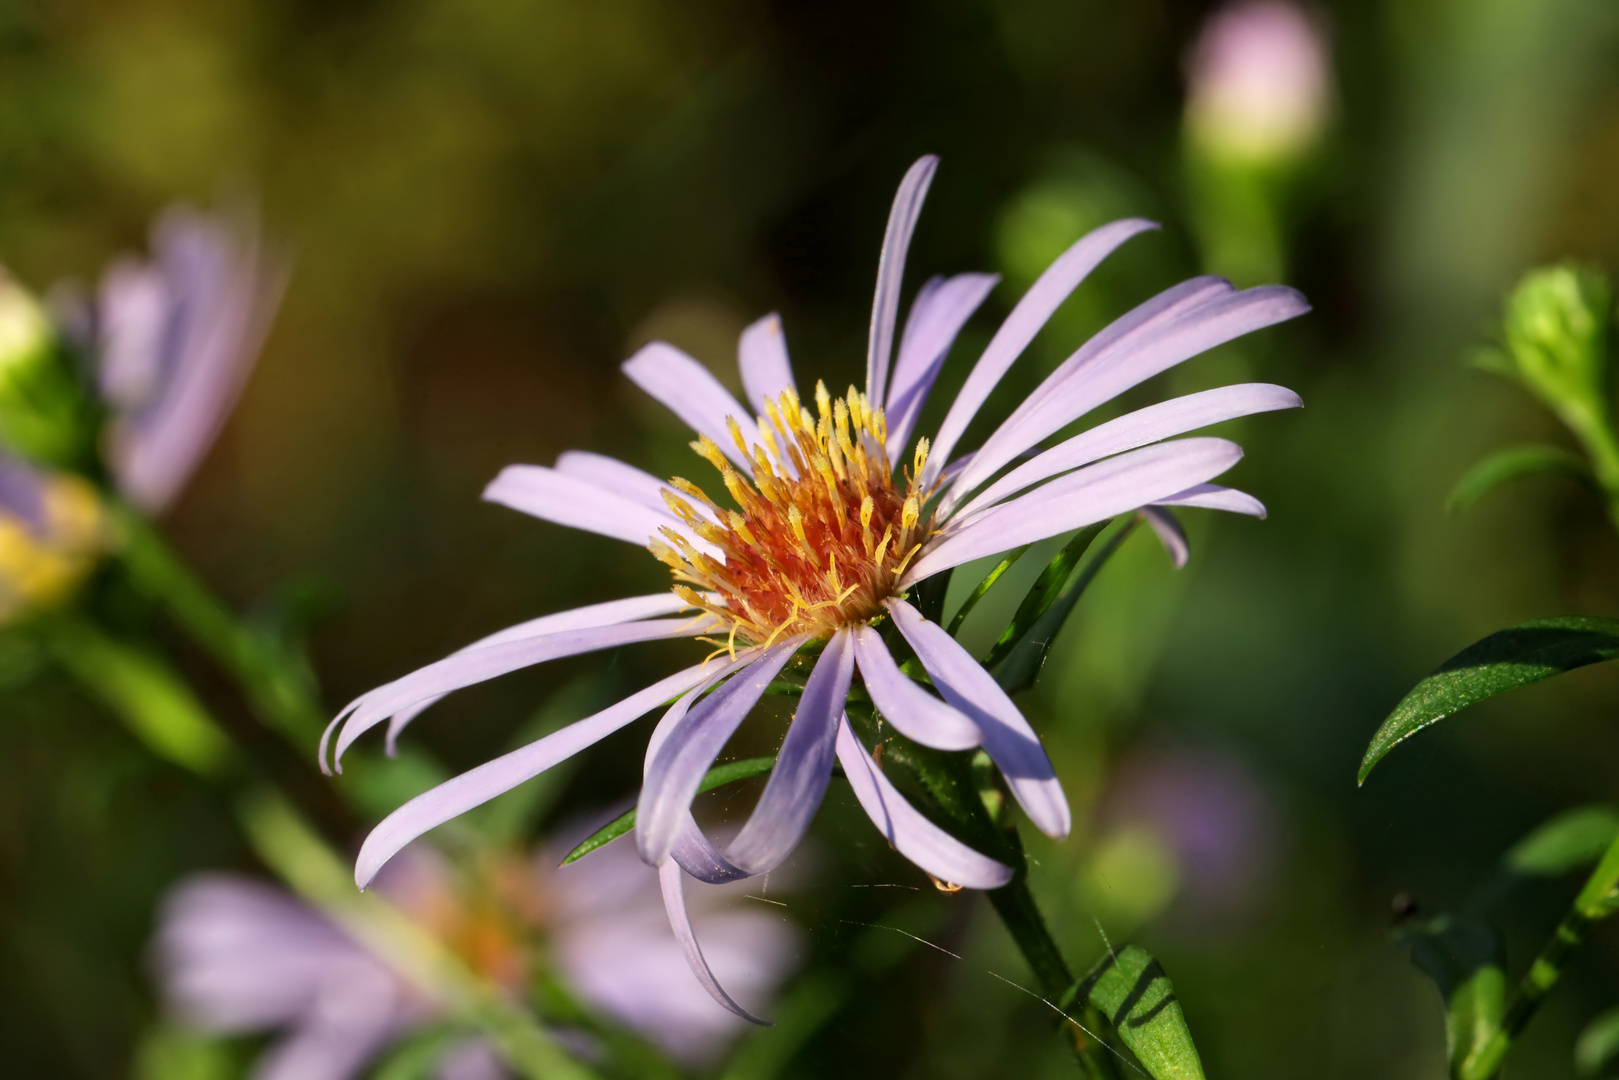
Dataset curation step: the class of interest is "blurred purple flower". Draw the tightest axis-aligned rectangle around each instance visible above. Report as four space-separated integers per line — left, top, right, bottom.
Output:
324 156 1306 1016
1100 745 1277 924
1186 1 1331 162
155 835 798 1079
0 455 104 621
86 205 285 513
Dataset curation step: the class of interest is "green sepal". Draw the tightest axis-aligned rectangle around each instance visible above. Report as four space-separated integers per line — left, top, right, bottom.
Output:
1447 444 1597 513
1065 945 1205 1080
1359 616 1619 784
1575 1004 1619 1077
560 756 778 865
1395 914 1506 1078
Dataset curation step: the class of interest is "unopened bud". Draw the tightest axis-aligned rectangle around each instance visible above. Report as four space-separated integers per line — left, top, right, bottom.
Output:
1501 264 1610 429
0 274 94 467
1185 2 1330 165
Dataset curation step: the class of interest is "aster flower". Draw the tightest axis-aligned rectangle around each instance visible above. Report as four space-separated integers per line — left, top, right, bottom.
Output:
75 204 284 514
0 456 105 622
154 835 798 1079
1185 1 1331 164
325 156 1306 1017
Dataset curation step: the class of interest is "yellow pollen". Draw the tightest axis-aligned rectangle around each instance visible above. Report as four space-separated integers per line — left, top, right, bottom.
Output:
651 382 939 645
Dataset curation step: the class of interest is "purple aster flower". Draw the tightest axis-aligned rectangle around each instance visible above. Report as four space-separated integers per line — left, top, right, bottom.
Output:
324 156 1306 1017
154 835 798 1078
0 455 105 621
85 204 285 514
1186 1 1331 162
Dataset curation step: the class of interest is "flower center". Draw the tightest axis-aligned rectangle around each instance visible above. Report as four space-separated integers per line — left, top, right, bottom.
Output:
653 381 935 650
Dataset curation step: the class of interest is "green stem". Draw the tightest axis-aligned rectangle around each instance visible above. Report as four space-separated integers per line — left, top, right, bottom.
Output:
112 504 326 749
1462 831 1619 1079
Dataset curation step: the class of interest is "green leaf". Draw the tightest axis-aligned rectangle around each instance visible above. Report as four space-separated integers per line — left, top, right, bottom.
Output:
1359 617 1619 784
984 524 1109 671
1069 945 1204 1080
1395 914 1505 1077
1447 444 1595 513
946 544 1032 636
1576 1004 1619 1077
993 519 1137 695
41 614 232 775
1506 805 1619 878
560 756 777 864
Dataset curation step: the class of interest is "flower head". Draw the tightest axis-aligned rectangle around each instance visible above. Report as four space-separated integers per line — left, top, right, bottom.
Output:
0 457 105 622
326 156 1306 1018
154 834 798 1079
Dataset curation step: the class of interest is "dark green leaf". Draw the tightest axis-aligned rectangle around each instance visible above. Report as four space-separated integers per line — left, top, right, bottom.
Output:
983 524 1108 671
946 544 1031 636
1359 617 1619 784
560 756 776 864
993 519 1137 695
1448 443 1595 513
1069 945 1204 1080
1395 914 1505 1078
1576 1005 1619 1077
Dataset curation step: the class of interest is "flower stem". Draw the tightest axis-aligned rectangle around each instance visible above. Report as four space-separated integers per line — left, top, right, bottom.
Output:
112 503 326 750
1461 831 1619 1079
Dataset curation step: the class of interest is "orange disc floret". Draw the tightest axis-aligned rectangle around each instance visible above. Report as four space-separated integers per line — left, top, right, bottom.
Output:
652 381 936 650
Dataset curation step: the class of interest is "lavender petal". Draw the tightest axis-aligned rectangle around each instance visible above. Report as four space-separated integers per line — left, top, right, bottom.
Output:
738 314 796 415
555 450 719 523
330 617 717 770
885 273 999 456
886 600 1070 839
950 382 1300 519
637 640 801 866
355 658 749 887
850 625 980 750
923 218 1160 487
949 284 1308 500
483 464 708 550
868 156 939 407
907 438 1243 582
623 342 758 469
658 860 770 1025
380 592 697 754
1142 506 1190 568
835 718 1012 888
1155 482 1267 517
723 628 853 874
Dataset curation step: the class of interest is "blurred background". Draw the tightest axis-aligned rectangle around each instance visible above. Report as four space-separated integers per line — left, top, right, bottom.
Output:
3 0 1619 1076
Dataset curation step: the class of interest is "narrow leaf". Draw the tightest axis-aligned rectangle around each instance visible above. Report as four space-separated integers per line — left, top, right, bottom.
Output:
1448 444 1595 513
983 522 1110 672
1071 945 1205 1080
1359 617 1619 784
994 518 1136 695
946 544 1031 636
560 756 777 864
1506 806 1619 878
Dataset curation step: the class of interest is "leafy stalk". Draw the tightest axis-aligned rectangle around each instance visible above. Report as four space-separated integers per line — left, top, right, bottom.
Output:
112 503 327 749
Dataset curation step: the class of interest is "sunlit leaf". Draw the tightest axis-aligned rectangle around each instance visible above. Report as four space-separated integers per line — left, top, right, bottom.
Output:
1395 914 1505 1078
1359 617 1619 784
1506 805 1619 878
1070 945 1204 1080
1576 1004 1619 1077
1447 444 1595 513
560 756 777 864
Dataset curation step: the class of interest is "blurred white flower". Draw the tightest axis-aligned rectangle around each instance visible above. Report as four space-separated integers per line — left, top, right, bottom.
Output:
1185 1 1331 163
154 833 799 1079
